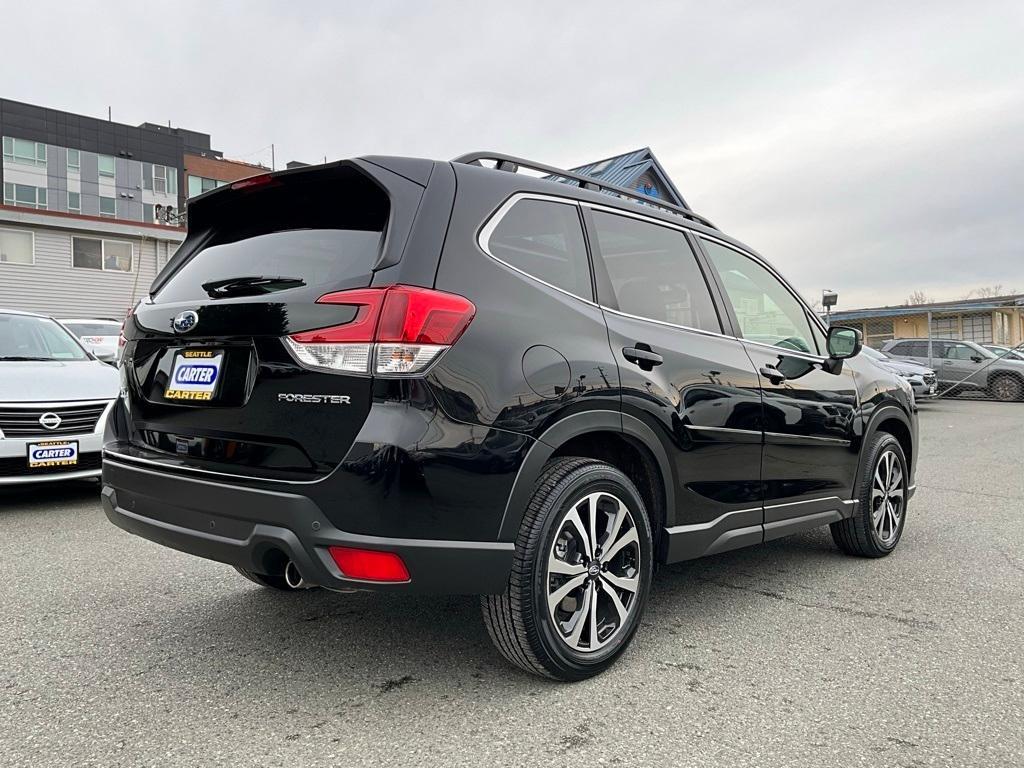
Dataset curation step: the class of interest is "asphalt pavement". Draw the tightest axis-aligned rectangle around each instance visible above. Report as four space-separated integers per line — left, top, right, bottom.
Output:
1 399 1022 767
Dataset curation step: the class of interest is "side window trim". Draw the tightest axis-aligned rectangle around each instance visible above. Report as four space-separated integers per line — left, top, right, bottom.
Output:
477 192 597 304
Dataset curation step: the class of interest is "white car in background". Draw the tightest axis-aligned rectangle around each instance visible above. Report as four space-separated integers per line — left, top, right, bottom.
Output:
0 309 118 485
59 318 123 363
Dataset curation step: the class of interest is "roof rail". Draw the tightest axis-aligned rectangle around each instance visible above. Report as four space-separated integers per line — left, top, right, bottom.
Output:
452 151 716 229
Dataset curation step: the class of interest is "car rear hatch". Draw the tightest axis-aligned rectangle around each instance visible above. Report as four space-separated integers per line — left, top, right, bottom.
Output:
119 159 440 481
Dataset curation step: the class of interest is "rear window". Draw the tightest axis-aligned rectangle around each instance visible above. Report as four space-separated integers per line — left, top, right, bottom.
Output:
891 341 928 357
63 322 121 336
154 167 388 303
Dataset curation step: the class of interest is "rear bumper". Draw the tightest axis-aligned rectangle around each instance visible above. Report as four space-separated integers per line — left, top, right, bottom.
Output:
101 456 514 594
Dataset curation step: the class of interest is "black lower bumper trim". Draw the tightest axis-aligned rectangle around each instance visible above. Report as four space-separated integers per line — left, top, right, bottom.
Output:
101 457 514 595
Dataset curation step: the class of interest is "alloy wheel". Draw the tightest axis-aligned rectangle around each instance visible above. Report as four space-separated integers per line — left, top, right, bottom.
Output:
546 491 641 653
871 449 904 546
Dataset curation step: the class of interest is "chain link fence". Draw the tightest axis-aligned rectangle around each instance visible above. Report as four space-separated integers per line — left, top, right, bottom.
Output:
837 310 1024 402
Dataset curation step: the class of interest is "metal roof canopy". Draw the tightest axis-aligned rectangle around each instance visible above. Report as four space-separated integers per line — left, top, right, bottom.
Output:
832 294 1024 321
567 147 690 210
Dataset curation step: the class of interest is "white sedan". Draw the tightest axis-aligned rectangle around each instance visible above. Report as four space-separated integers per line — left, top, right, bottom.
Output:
0 309 118 485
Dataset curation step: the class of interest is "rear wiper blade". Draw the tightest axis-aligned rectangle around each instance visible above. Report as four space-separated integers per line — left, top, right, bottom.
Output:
201 275 306 298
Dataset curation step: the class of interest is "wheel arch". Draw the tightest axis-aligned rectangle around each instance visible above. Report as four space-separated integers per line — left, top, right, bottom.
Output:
859 403 915 489
497 410 675 550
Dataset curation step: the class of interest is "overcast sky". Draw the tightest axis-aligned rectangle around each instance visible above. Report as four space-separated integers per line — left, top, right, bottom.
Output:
8 1 1024 308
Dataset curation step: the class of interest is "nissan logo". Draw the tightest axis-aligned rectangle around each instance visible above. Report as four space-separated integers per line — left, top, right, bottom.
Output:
39 412 62 430
172 310 199 334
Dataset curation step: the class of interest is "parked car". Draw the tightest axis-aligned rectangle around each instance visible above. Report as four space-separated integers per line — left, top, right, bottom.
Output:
59 318 122 363
983 343 1024 362
0 309 118 485
882 337 1024 401
102 153 918 680
860 346 938 399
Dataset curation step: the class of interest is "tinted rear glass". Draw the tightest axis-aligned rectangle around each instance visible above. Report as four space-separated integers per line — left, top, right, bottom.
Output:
154 166 389 303
154 230 383 303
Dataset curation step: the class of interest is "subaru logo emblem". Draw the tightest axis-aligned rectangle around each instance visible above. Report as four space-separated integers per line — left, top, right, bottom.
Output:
172 310 199 334
39 412 62 430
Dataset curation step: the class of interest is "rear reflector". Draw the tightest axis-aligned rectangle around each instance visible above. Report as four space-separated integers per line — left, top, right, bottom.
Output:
285 285 475 375
328 546 410 582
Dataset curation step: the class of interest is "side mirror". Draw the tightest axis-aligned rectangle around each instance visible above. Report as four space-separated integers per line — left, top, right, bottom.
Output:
971 355 984 363
826 326 862 360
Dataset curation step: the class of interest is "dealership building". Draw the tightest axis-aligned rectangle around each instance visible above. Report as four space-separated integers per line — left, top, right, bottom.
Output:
0 99 263 319
830 294 1024 350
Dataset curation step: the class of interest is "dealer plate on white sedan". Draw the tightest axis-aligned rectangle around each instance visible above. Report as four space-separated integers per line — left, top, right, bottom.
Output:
28 440 79 468
165 350 224 401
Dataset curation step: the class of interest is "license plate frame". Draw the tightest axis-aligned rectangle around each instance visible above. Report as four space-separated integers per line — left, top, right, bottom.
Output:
28 440 79 468
164 349 225 402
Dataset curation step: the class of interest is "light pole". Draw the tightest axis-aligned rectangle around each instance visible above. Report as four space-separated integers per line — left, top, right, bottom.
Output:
822 289 838 326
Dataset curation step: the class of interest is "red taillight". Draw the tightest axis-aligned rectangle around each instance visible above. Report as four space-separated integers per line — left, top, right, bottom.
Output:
230 174 278 191
328 546 410 582
285 285 475 375
375 286 476 344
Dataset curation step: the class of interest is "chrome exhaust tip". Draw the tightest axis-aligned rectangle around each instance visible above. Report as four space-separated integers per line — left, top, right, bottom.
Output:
283 560 308 590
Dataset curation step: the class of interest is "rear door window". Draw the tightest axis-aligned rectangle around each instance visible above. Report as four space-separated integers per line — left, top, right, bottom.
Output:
589 211 721 332
486 199 592 300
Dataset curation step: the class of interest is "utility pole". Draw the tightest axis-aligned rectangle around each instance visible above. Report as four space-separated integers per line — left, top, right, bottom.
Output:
271 143 275 171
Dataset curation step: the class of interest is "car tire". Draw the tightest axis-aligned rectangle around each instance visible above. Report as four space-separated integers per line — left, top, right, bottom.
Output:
830 432 909 557
989 374 1023 402
233 566 317 591
481 457 653 681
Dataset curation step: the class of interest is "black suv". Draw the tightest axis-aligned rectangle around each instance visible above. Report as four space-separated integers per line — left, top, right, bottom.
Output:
103 152 918 680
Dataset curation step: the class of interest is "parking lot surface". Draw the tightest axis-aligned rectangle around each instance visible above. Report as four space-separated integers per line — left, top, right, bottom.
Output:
1 399 1022 767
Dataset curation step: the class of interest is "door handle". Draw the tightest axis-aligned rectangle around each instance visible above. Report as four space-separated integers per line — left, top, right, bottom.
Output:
759 366 787 385
623 345 663 371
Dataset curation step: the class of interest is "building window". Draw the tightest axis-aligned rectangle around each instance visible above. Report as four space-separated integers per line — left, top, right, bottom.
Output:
2 136 47 167
72 236 133 272
961 313 993 344
99 196 116 218
98 154 115 178
930 315 959 338
68 191 81 213
67 149 80 172
143 203 154 223
3 183 47 210
151 164 179 195
187 174 227 198
0 228 34 265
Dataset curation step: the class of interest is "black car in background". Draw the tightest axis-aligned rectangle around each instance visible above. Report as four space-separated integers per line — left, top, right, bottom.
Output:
102 153 918 680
